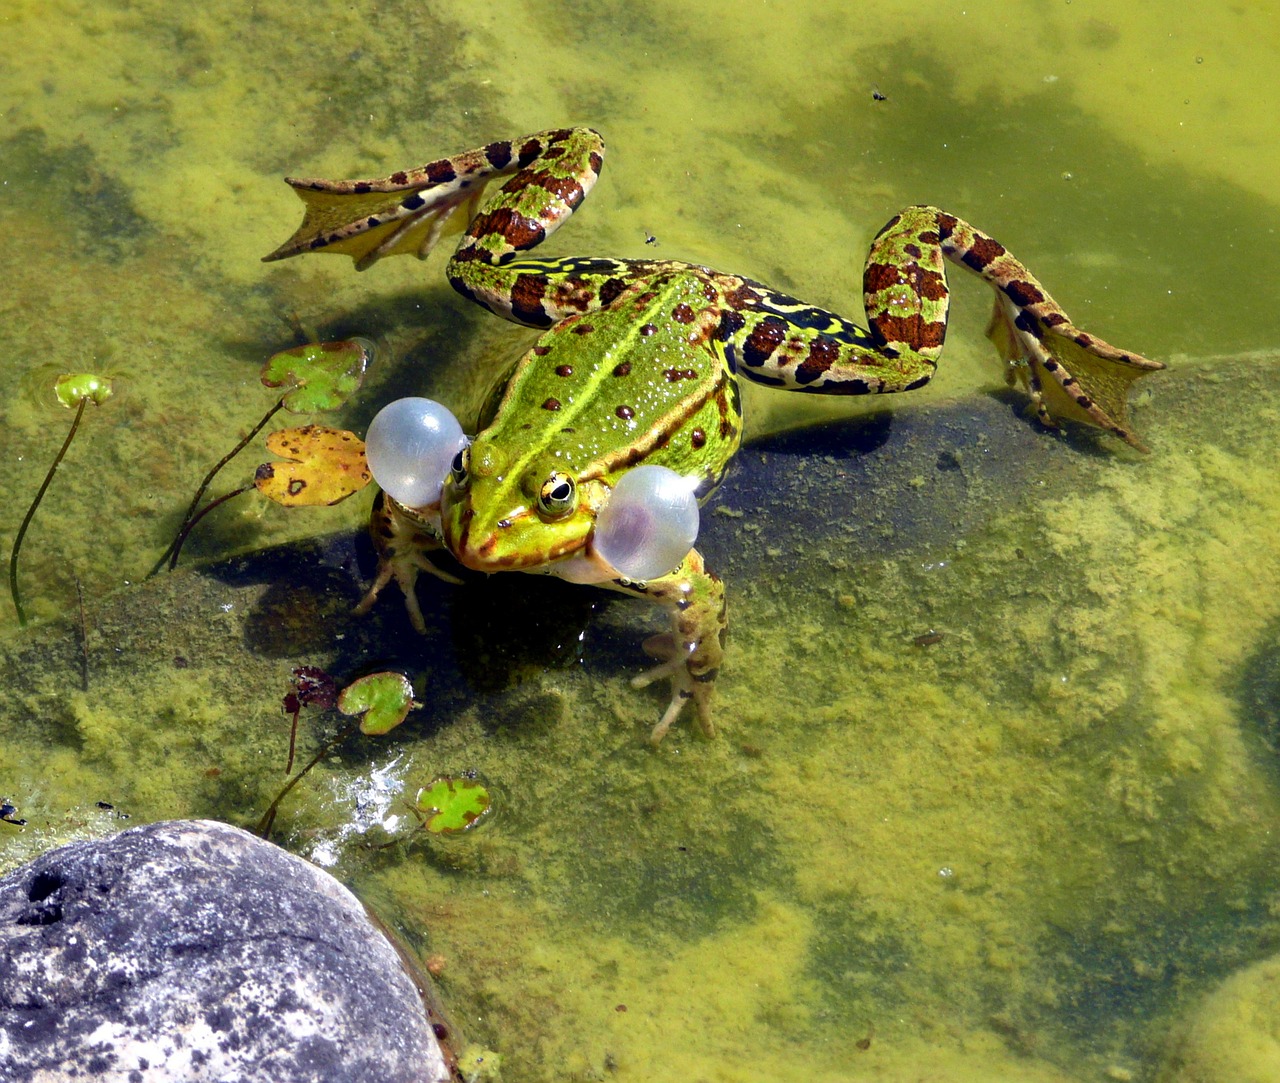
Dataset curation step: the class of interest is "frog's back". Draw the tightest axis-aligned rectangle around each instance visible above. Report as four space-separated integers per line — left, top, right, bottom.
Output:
483 270 743 497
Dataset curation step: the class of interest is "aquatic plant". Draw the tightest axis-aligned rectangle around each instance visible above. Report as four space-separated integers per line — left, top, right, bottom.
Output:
153 338 372 574
255 669 417 839
281 665 338 773
336 671 418 735
9 373 114 626
411 776 492 834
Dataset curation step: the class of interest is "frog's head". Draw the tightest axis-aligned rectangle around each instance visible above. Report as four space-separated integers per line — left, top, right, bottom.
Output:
365 397 700 583
441 439 601 572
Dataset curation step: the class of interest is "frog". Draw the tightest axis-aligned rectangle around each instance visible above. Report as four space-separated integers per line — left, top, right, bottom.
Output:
263 127 1163 745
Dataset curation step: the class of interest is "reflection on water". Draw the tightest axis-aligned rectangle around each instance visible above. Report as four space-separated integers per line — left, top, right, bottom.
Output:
3 2 1280 1079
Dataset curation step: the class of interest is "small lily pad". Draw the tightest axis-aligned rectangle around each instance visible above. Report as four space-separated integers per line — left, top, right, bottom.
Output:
337 671 417 735
54 373 113 408
414 777 491 833
260 338 372 413
254 425 371 506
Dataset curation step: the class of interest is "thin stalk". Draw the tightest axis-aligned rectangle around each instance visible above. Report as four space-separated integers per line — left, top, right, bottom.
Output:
148 398 284 577
75 577 89 692
255 718 359 839
285 707 300 775
166 485 251 572
9 397 88 627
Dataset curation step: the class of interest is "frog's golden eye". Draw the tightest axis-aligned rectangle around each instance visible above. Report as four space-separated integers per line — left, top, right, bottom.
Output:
450 446 470 486
537 471 577 519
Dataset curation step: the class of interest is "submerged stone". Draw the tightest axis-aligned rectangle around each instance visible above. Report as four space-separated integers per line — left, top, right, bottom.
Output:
0 819 452 1083
1155 952 1280 1082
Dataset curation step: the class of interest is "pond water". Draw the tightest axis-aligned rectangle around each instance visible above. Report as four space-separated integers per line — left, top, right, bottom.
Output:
3 2 1280 1080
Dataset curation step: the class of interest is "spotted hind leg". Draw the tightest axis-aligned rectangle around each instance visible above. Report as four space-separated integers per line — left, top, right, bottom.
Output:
262 128 607 282
720 205 1163 448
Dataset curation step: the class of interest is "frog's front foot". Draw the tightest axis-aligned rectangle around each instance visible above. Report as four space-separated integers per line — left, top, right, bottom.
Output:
632 632 718 746
354 491 461 633
614 549 726 746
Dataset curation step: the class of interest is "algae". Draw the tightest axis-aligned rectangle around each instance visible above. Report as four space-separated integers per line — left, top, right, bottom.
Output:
2 1 1280 1080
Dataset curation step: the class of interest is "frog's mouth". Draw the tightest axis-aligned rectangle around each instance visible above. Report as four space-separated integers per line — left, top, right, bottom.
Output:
443 503 589 572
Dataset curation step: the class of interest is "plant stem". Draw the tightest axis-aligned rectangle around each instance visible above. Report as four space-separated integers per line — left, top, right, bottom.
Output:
166 485 251 571
75 577 89 692
255 718 359 839
9 397 87 627
286 707 301 775
148 398 284 578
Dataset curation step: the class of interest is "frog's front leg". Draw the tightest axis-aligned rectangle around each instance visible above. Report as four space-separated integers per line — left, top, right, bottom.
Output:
604 549 726 746
354 491 462 633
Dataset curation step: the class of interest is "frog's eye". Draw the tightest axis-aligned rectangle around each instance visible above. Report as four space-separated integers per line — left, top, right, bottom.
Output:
450 445 470 487
365 397 467 509
593 465 700 581
537 471 577 519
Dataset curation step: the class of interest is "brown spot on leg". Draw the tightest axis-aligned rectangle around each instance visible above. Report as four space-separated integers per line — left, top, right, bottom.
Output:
511 274 550 324
794 338 840 384
960 235 1007 271
742 316 787 367
1004 280 1046 308
484 141 514 169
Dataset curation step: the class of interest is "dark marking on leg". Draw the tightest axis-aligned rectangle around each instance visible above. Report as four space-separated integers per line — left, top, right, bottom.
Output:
1004 280 1045 308
425 160 456 184
961 235 1007 271
599 277 628 305
794 338 840 384
485 141 513 169
511 274 550 324
742 315 787 367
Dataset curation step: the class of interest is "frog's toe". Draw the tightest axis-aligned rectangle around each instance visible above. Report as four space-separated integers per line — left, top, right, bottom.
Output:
632 636 716 744
354 562 429 633
649 687 696 746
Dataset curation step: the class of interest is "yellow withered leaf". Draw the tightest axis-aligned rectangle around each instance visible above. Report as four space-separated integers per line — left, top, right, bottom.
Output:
255 425 371 507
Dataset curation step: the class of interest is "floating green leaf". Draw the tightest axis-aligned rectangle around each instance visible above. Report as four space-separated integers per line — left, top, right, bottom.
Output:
54 372 113 408
260 338 372 413
414 777 491 834
254 425 371 506
337 671 417 735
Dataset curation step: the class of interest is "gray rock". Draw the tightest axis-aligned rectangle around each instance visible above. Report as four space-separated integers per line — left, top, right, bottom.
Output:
0 819 453 1083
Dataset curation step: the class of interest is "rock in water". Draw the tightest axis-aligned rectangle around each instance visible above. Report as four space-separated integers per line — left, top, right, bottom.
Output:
0 819 452 1083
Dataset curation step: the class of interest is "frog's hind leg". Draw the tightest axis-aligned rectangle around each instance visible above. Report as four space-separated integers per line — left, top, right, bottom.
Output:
926 208 1165 450
262 128 606 274
983 287 1164 451
723 206 1163 448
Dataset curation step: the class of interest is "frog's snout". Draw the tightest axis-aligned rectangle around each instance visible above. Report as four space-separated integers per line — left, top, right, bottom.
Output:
442 503 528 571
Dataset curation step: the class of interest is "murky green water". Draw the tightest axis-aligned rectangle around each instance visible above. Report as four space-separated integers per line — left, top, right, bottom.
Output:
3 2 1280 1080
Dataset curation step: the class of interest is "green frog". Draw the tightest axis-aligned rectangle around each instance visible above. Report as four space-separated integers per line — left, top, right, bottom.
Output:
264 127 1162 745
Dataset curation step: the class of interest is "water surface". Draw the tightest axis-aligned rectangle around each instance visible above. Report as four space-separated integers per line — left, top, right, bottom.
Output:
3 2 1280 1080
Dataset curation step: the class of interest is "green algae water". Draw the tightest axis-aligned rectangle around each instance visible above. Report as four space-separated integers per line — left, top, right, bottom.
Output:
3 2 1280 1079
